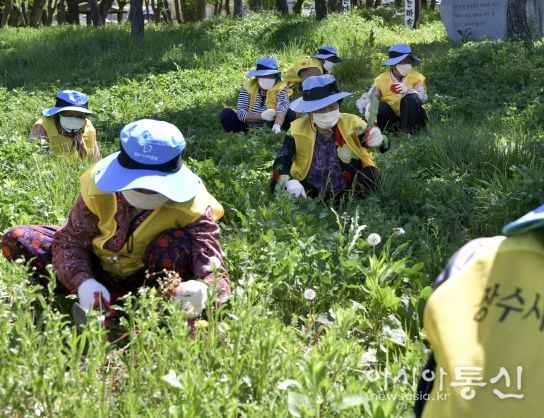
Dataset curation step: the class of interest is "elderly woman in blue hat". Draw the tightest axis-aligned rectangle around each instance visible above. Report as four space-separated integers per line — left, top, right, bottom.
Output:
3 119 230 324
414 204 544 417
356 43 428 133
283 45 342 87
219 57 296 134
271 74 385 199
30 90 100 160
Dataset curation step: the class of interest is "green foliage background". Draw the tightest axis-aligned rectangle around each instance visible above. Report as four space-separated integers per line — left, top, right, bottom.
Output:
0 10 543 417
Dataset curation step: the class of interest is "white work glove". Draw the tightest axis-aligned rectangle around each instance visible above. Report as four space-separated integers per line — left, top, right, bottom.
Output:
285 179 307 199
391 82 408 96
260 108 277 122
363 127 384 148
272 123 282 134
356 93 370 114
364 102 371 121
174 280 208 319
77 278 111 312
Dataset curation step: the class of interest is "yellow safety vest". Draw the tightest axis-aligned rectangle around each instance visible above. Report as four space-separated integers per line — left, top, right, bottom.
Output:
374 70 426 116
283 57 325 86
243 79 288 111
289 113 375 181
79 165 224 278
423 230 544 417
34 116 98 159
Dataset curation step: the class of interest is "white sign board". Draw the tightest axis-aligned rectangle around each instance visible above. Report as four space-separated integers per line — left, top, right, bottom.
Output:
405 0 416 28
342 0 350 13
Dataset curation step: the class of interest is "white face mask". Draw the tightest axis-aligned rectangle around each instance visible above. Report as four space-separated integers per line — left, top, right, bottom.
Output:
322 60 334 71
257 78 276 90
59 115 86 132
312 109 340 130
122 190 169 210
396 63 412 77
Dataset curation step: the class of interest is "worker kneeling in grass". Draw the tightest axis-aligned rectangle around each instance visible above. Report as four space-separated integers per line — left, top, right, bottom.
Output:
2 119 230 325
270 74 387 200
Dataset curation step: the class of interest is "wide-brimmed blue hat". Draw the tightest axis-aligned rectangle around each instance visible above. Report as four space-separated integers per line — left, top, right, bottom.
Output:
502 204 544 236
313 45 342 63
247 58 281 77
290 74 352 113
43 90 94 117
383 43 421 67
94 119 202 203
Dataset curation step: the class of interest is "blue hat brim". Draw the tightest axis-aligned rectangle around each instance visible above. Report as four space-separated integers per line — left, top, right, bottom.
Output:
290 92 352 113
93 152 202 203
43 105 94 117
247 69 281 77
502 205 544 236
383 54 421 67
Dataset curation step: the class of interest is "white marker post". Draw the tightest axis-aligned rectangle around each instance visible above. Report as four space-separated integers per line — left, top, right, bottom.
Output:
342 0 351 13
405 0 416 29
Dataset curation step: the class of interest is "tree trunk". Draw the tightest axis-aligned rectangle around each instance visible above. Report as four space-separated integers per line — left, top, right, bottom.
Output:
22 0 30 25
275 0 287 14
130 0 144 38
88 0 103 25
66 0 79 23
57 0 66 23
173 0 181 22
224 0 230 14
45 0 57 24
99 0 115 22
507 0 531 39
250 0 261 11
429 0 436 10
117 0 127 21
1 0 13 26
293 0 303 13
373 0 380 6
150 0 161 22
30 0 46 27
161 0 171 22
326 0 341 13
421 0 427 8
233 0 241 16
365 0 372 7
414 0 421 28
394 0 401 7
315 0 326 19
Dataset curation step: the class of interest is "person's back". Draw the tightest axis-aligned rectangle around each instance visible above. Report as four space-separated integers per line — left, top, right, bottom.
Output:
417 206 544 417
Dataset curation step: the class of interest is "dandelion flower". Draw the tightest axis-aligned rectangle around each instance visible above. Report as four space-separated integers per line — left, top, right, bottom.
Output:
367 233 381 247
303 288 316 301
393 227 405 236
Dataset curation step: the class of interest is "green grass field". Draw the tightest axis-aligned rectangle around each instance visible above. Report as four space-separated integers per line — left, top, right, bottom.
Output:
0 10 543 417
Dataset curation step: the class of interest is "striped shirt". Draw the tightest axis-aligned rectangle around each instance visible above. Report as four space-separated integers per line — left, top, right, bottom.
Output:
236 85 290 129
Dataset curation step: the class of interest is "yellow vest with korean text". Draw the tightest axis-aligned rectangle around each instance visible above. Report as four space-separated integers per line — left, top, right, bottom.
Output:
289 113 375 181
422 230 544 418
34 116 97 159
243 79 289 111
79 165 224 278
283 57 325 86
374 70 426 116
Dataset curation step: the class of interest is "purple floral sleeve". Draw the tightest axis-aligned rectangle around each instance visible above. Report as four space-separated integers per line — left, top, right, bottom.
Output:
52 196 99 292
185 206 231 302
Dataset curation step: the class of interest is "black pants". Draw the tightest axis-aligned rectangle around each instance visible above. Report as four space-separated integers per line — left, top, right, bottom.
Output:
377 94 427 133
302 166 378 200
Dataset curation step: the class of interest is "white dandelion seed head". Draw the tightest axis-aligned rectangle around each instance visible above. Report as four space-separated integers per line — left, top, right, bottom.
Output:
367 233 381 247
303 288 316 301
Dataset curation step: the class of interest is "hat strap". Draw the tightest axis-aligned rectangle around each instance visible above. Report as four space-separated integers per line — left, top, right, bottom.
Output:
117 145 183 173
302 81 340 101
388 50 410 59
55 97 88 109
318 48 334 55
256 63 276 71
